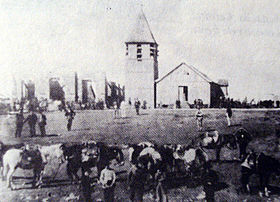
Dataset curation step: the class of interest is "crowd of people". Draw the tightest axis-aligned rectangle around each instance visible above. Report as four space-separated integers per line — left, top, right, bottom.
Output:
14 104 76 137
14 98 235 138
15 110 47 138
6 96 280 201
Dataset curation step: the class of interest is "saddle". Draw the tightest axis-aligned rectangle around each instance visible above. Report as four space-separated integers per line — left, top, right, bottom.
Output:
20 148 42 168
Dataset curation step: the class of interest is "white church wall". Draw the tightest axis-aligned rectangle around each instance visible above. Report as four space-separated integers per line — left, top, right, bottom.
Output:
157 65 211 107
125 58 154 107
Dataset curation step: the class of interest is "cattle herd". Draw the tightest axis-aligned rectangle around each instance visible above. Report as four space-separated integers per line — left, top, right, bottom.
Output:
0 127 279 201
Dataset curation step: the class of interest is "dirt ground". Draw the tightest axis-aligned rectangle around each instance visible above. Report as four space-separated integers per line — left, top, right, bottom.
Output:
0 108 280 202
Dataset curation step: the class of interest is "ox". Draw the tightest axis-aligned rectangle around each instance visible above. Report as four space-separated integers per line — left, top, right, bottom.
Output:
128 142 154 165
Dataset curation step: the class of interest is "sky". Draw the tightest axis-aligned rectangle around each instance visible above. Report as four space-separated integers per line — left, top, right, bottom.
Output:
0 0 280 101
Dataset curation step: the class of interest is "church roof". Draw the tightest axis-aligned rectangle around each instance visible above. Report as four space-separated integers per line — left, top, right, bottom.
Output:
156 63 214 84
126 10 157 44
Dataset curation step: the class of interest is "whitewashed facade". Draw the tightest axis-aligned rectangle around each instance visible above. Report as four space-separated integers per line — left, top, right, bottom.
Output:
156 63 212 108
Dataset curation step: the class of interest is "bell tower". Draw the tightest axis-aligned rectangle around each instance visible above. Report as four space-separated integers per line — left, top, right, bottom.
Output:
125 10 158 108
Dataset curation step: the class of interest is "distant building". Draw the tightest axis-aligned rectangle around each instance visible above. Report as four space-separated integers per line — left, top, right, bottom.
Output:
82 79 95 104
54 72 106 103
124 10 158 108
49 77 65 101
156 63 228 108
24 80 35 100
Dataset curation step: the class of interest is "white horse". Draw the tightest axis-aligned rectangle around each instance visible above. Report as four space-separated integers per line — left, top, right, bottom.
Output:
2 148 45 190
39 144 64 163
38 144 65 179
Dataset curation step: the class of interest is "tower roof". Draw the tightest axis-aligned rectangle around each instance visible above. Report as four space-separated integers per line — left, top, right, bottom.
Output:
127 9 157 44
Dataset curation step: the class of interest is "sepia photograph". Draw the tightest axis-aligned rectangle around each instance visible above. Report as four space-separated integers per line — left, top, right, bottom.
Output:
0 0 280 201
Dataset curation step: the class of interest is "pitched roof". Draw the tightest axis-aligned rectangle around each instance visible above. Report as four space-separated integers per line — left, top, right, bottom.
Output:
156 62 213 84
126 9 157 44
217 79 229 86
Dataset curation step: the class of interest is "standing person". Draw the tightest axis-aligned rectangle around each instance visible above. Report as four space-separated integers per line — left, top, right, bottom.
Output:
15 110 24 138
128 98 132 108
24 110 38 137
226 104 233 127
134 99 141 115
120 101 126 118
197 164 218 202
65 107 76 131
128 165 146 202
113 101 118 119
38 110 47 137
81 170 97 202
99 164 116 202
196 106 204 131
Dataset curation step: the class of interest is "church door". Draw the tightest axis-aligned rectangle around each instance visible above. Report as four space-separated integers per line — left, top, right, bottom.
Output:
178 86 188 103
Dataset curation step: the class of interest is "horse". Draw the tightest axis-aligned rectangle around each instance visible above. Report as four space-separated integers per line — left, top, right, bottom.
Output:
0 141 24 174
234 128 252 160
39 144 64 165
2 148 45 189
241 152 280 197
200 130 237 161
60 143 85 183
38 144 65 179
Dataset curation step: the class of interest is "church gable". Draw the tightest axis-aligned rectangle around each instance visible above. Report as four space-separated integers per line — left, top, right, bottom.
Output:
157 63 212 85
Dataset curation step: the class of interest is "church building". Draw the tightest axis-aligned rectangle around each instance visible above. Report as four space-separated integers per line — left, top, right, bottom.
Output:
125 11 228 108
156 63 228 108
